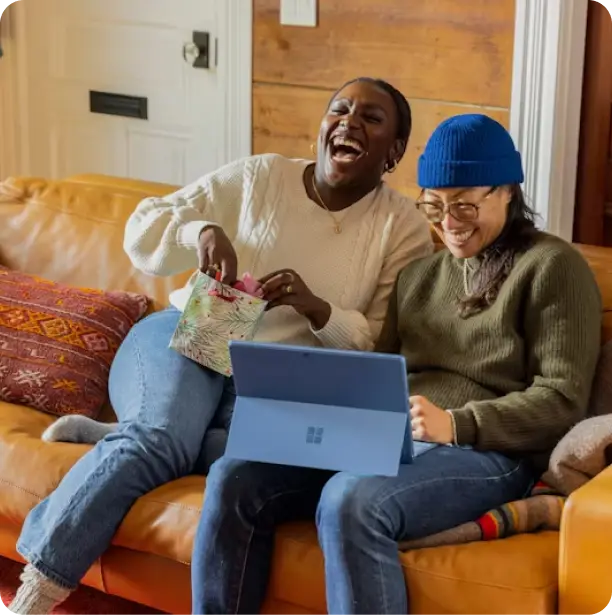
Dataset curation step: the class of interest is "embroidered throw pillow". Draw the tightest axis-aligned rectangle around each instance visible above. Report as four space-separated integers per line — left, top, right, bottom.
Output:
0 267 149 418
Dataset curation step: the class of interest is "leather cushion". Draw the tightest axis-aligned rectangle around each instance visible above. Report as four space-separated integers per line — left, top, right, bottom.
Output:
0 400 559 614
0 177 190 311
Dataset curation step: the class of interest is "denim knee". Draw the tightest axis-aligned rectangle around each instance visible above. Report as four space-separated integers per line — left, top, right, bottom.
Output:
316 474 388 540
205 458 287 531
205 457 255 508
112 422 197 480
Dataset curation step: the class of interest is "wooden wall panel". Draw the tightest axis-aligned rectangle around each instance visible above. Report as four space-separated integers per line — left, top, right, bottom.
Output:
253 0 516 108
253 83 509 199
252 0 516 199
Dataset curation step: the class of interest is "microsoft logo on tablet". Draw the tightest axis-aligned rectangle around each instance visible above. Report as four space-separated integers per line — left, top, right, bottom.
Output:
306 426 324 445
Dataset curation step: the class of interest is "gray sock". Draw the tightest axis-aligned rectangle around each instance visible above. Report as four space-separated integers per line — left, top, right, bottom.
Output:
8 564 72 614
41 415 119 444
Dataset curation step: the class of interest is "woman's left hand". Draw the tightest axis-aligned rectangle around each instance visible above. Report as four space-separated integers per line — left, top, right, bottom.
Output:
410 395 454 444
259 269 331 330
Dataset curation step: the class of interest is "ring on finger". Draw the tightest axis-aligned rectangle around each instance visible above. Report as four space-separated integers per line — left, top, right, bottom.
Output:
285 284 293 294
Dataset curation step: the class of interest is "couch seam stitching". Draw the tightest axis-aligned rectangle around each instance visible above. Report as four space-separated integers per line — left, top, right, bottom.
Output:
0 477 45 500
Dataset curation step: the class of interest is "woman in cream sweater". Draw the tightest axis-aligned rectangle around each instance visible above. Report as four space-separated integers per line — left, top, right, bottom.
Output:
9 77 433 614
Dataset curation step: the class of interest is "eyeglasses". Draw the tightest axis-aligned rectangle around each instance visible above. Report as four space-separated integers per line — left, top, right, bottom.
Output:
415 187 497 224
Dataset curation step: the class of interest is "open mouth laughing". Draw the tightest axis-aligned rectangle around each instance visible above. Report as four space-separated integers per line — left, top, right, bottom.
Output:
444 229 476 247
329 134 366 164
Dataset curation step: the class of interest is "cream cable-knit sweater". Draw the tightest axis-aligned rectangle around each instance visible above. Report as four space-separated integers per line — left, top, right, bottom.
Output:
124 154 433 351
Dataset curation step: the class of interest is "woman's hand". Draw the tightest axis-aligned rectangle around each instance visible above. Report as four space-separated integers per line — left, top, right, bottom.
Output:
259 269 331 330
410 396 454 444
198 226 238 284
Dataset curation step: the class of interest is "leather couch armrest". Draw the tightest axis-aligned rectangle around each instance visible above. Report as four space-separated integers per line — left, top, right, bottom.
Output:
559 464 612 614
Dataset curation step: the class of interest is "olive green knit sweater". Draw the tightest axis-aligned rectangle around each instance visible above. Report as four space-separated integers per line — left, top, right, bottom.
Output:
376 233 602 469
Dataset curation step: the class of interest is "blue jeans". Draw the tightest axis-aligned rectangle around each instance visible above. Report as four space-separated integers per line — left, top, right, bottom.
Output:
17 308 234 589
191 444 534 614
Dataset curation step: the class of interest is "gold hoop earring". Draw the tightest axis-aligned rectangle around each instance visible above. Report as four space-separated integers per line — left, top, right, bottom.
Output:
310 143 317 156
385 160 398 174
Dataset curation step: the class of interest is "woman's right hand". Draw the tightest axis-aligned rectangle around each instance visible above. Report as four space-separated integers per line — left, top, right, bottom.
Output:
197 225 238 285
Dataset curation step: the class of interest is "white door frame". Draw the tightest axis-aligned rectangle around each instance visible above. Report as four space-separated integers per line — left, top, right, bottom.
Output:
0 0 252 180
217 0 252 165
0 0 594 231
509 0 590 241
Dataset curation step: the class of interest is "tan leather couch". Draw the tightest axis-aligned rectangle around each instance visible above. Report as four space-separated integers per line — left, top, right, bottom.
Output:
0 174 610 615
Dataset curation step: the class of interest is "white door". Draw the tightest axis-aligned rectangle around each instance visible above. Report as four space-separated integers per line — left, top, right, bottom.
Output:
14 0 248 185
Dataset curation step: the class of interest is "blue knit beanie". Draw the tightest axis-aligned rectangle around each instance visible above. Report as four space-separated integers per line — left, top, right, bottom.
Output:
418 114 524 189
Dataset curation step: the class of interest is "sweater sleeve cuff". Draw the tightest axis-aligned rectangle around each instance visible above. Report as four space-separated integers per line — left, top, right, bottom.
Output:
311 303 360 349
176 221 218 249
447 409 478 446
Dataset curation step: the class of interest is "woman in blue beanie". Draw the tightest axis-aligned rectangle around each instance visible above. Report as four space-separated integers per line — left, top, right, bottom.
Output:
190 114 602 615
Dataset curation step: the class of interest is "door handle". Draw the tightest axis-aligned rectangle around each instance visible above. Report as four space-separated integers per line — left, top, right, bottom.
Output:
182 31 210 69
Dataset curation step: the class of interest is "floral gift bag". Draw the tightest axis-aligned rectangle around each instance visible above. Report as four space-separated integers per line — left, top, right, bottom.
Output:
169 272 267 376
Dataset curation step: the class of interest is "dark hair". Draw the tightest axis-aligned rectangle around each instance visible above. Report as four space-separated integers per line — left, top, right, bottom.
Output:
459 185 538 318
328 77 412 161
